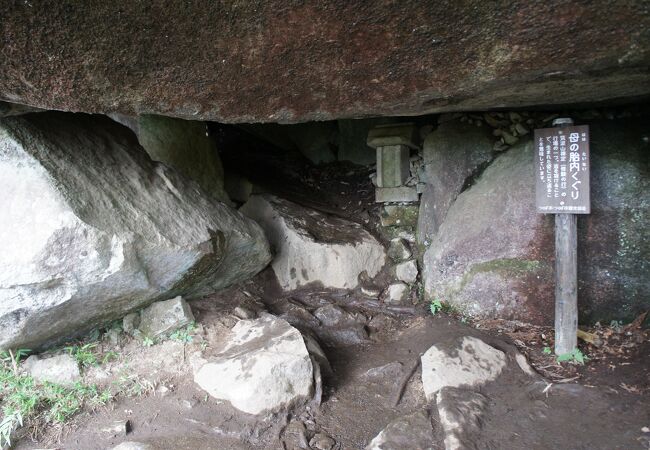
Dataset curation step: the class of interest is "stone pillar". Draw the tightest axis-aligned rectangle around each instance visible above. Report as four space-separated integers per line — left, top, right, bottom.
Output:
367 123 419 203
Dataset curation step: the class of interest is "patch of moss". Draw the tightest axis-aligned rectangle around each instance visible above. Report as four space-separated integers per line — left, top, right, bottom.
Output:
445 258 546 300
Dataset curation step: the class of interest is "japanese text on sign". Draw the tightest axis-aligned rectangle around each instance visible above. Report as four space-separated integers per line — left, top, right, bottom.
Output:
534 125 590 214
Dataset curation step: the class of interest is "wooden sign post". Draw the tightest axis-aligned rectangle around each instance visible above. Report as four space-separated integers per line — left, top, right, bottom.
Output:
534 118 590 355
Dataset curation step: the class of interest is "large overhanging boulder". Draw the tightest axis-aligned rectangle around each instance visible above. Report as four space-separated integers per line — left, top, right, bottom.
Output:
1 2 649 123
0 112 271 350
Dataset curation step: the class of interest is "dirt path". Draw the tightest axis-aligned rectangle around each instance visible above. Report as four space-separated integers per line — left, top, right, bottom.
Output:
14 278 649 450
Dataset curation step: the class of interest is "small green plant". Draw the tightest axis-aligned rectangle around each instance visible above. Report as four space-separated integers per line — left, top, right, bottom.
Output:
0 349 31 375
65 342 98 368
0 357 112 447
0 410 22 448
429 299 443 315
609 320 623 331
556 348 588 365
542 346 552 355
142 336 155 347
101 351 119 365
169 322 197 343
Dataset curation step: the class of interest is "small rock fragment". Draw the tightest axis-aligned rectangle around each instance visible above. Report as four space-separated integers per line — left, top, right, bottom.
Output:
309 432 336 450
313 304 354 327
361 361 404 381
384 283 409 305
514 122 529 136
139 296 194 338
501 131 519 145
101 420 131 437
232 306 256 320
387 238 412 262
361 286 382 298
122 312 140 334
395 260 418 284
24 354 81 386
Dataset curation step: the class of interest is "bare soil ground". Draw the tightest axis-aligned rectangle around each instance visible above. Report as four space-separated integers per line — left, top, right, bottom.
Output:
13 276 650 450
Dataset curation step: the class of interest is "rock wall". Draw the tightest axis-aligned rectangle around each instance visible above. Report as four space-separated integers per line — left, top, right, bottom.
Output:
0 112 271 350
421 117 649 324
1 2 648 122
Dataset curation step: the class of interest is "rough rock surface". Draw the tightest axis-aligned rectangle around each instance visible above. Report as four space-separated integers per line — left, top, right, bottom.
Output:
193 315 318 415
384 283 410 305
395 260 418 284
422 139 554 323
417 120 494 246
0 113 271 350
1 3 649 122
366 411 434 450
138 296 195 338
137 115 230 204
23 354 81 386
422 118 649 324
436 388 488 450
421 336 506 400
387 238 412 262
241 194 385 290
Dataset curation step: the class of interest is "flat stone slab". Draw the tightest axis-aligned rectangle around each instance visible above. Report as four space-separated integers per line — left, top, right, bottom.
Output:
24 354 81 387
375 186 419 203
421 336 506 400
367 123 418 149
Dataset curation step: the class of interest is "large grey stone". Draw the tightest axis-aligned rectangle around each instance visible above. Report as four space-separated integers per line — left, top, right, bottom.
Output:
366 411 434 450
241 194 385 290
23 354 81 386
0 113 271 350
194 315 318 415
421 336 506 400
422 118 649 324
417 120 494 246
138 296 194 338
137 115 230 204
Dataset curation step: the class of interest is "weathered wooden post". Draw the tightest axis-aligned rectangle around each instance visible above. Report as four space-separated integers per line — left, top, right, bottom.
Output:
534 118 590 355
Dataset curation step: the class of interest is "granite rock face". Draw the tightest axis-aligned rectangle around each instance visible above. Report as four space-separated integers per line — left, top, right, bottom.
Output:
421 118 649 324
1 2 648 122
417 120 494 246
0 113 271 350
